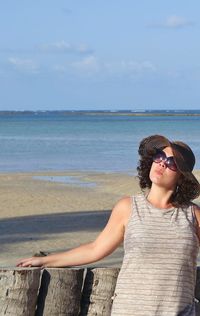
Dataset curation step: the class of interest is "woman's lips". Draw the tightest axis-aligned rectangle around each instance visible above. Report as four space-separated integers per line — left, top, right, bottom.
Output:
154 169 164 176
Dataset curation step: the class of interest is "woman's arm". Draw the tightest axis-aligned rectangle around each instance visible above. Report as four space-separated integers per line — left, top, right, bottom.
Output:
193 203 200 242
17 196 132 268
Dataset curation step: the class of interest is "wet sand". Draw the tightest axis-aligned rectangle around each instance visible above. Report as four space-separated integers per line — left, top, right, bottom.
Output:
0 170 200 268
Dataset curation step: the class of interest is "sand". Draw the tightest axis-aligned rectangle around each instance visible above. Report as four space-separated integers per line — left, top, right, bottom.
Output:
0 171 140 267
0 170 200 268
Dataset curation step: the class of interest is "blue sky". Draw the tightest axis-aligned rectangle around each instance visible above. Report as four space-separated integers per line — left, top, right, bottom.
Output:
0 0 200 110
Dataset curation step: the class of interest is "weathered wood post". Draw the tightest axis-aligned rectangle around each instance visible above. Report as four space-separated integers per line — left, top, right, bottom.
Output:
35 268 84 316
0 268 41 316
80 267 120 316
195 266 200 315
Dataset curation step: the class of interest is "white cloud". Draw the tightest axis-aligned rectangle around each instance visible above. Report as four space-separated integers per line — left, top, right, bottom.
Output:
166 70 183 79
39 40 93 55
53 64 69 73
71 55 99 73
53 57 156 77
77 43 93 54
8 57 39 73
149 15 194 29
123 60 156 72
105 60 156 75
41 41 71 51
165 15 193 28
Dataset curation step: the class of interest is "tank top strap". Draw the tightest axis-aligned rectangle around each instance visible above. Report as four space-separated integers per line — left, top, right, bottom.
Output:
125 193 146 228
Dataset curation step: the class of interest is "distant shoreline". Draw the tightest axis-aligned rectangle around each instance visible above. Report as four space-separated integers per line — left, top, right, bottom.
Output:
1 110 200 117
83 112 200 117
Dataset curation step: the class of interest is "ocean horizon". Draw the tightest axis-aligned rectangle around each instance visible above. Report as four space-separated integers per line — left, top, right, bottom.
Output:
0 109 200 173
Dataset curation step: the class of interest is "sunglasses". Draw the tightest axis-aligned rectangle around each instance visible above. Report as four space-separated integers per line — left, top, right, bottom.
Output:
152 149 177 172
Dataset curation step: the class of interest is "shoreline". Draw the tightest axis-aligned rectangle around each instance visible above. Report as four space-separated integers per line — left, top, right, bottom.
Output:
0 170 199 267
0 170 140 219
0 168 199 219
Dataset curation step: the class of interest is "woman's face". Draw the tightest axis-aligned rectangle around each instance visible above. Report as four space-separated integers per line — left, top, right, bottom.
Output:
149 146 180 190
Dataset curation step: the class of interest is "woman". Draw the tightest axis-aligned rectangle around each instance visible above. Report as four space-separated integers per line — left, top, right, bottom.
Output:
17 135 200 315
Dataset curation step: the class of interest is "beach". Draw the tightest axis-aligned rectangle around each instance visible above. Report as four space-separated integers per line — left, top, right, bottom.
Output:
1 111 200 268
0 171 142 267
1 170 200 268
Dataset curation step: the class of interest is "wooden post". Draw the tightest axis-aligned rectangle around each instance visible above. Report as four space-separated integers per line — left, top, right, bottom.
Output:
195 267 200 315
1 267 200 315
0 268 41 316
35 268 84 316
80 267 120 316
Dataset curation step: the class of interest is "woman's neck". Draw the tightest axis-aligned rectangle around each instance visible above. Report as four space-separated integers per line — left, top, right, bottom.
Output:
147 185 174 209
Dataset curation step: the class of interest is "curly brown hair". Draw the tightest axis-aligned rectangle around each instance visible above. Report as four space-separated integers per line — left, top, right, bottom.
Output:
137 135 200 207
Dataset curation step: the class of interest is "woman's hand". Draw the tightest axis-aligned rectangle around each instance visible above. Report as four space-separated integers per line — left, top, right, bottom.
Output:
16 256 45 268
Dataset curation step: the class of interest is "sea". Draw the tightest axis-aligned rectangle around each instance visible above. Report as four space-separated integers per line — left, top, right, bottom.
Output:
0 110 200 174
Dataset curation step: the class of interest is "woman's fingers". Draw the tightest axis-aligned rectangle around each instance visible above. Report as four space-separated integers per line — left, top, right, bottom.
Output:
16 257 41 267
16 258 31 267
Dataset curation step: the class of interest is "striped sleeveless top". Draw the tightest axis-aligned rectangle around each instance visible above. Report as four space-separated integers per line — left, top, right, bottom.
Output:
111 193 199 316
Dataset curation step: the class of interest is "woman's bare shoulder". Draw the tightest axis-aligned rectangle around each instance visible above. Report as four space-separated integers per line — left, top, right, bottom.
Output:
111 196 133 226
113 196 132 211
192 202 200 212
193 203 200 225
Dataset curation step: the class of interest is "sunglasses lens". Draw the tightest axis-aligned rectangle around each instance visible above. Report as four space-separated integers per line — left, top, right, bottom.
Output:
153 152 165 163
166 157 177 171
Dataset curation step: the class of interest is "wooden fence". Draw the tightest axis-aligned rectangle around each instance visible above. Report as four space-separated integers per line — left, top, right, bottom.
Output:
0 266 200 316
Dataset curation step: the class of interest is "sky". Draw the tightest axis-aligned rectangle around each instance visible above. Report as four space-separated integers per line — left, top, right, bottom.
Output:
0 0 200 111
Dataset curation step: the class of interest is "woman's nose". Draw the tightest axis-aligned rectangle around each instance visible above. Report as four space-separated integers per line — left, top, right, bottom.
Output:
159 160 166 168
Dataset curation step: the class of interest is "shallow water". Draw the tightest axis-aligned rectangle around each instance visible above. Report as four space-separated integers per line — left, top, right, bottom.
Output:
33 175 96 187
0 111 200 172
